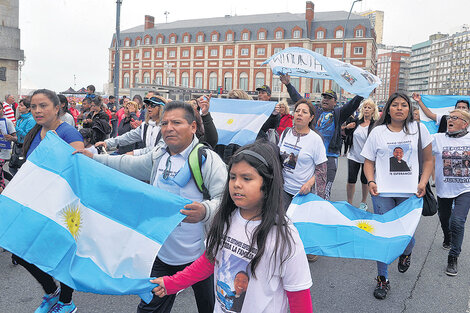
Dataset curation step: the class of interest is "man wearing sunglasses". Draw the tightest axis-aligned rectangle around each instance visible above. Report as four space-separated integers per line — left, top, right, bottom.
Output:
280 73 363 200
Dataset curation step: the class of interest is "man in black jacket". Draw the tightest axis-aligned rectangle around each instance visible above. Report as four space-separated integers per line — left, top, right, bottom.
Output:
280 74 363 200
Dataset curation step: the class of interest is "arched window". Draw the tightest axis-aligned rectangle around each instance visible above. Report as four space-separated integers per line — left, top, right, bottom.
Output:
335 29 343 39
195 72 203 89
239 72 248 91
143 72 151 84
224 72 232 91
134 72 139 87
135 38 141 46
255 72 265 88
181 72 189 87
317 30 324 39
155 72 163 85
168 72 175 86
209 72 218 90
123 73 130 88
145 36 151 44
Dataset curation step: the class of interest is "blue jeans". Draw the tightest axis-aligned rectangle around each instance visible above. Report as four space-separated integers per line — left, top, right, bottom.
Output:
437 192 470 258
372 195 415 278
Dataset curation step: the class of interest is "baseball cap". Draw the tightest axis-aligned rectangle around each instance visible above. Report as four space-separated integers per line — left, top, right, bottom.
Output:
321 90 337 100
256 85 271 95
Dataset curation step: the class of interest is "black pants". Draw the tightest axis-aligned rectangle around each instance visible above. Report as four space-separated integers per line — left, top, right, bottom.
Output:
12 255 74 303
137 256 214 313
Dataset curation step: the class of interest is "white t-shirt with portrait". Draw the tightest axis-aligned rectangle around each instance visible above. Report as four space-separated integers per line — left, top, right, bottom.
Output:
347 124 369 163
432 132 470 198
214 209 312 313
0 117 16 160
361 122 432 197
279 128 327 195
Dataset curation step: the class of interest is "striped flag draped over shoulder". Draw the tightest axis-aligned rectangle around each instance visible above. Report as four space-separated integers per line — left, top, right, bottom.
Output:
0 132 188 302
287 194 423 264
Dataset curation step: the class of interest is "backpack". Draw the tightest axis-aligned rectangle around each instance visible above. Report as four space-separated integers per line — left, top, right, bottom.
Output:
188 143 211 200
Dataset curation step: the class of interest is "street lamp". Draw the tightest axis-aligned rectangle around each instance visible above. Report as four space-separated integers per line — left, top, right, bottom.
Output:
113 0 122 102
339 0 362 104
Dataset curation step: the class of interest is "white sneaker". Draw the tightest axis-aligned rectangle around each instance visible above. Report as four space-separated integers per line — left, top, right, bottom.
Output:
359 202 368 211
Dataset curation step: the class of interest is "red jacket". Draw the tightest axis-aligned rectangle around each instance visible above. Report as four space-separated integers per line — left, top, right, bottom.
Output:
277 114 293 136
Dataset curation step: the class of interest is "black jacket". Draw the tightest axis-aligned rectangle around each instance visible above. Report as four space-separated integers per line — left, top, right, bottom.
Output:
83 110 111 143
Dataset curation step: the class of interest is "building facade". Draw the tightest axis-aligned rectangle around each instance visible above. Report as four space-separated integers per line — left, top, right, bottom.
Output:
409 40 431 95
376 48 410 103
0 0 24 99
449 30 470 95
108 1 377 100
359 10 384 45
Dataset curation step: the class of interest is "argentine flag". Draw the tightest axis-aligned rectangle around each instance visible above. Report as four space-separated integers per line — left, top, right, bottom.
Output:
287 194 422 264
420 95 470 134
0 132 188 302
210 98 276 146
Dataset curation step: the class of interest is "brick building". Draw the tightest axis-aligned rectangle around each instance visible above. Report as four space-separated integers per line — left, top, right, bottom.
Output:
108 1 377 100
376 48 410 103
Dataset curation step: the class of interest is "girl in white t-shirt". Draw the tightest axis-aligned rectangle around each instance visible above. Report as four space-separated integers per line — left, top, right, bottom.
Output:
432 109 470 277
361 92 433 300
151 141 313 313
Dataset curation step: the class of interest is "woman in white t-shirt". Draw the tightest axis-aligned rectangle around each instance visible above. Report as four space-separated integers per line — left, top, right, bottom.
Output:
345 99 379 211
432 109 470 277
278 99 327 211
361 92 433 300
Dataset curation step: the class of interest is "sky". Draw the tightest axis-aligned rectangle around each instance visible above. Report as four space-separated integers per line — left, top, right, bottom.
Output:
19 0 470 93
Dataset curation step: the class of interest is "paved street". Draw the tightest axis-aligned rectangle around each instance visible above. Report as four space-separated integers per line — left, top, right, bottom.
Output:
1 156 469 312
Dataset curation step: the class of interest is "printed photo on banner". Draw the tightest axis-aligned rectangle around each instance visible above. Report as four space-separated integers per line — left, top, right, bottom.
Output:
0 118 11 149
280 142 301 171
442 146 470 179
389 144 411 172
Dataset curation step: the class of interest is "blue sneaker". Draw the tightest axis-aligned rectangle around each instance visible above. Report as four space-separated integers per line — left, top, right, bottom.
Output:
49 301 77 313
34 289 60 313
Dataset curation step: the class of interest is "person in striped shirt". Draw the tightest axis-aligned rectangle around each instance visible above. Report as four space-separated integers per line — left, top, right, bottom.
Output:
3 94 17 125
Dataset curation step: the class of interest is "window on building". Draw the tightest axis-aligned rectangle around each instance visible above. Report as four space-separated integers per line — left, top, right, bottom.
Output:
143 72 150 84
123 73 130 88
144 51 150 58
211 34 218 42
239 72 248 90
313 79 323 93
275 31 283 39
257 48 265 55
255 72 265 88
334 47 343 55
169 50 176 57
331 81 341 94
225 48 233 56
335 29 343 38
197 34 203 42
134 73 139 87
241 48 249 56
355 29 364 38
170 36 176 44
157 37 163 44
293 30 301 39
136 39 141 46
354 47 364 55
210 49 218 56
124 53 130 60
258 32 266 40
315 47 324 55
125 40 130 47
182 50 189 57
317 30 324 39
224 72 233 91
135 52 140 59
195 72 203 89
181 72 189 87
155 72 163 85
196 49 203 57
209 72 217 90
183 35 189 43
226 33 233 41
156 51 163 58
291 77 300 91
145 37 151 45
168 73 175 86
242 32 249 40
274 47 282 54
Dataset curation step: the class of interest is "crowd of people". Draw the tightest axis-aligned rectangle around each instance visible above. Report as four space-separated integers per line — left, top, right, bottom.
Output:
0 78 469 312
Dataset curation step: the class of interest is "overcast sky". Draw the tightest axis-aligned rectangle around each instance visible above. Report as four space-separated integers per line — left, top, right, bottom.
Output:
19 0 470 93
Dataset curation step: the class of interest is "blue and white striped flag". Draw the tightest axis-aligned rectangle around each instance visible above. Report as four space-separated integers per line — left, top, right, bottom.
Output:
287 194 422 264
0 132 188 302
210 98 276 146
419 95 470 134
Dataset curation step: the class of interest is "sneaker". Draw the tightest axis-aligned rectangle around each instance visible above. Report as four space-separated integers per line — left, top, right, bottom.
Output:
445 255 458 276
34 289 60 313
398 254 411 273
49 301 77 313
306 254 319 262
373 276 390 300
442 241 451 250
359 202 368 211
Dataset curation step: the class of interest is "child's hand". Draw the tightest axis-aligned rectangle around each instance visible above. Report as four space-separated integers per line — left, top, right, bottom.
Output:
150 277 167 298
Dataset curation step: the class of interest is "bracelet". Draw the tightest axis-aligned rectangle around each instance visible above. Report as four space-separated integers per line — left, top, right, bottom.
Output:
367 181 376 186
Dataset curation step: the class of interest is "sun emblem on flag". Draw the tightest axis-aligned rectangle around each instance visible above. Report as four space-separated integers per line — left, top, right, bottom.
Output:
227 118 234 125
355 221 374 234
60 204 83 240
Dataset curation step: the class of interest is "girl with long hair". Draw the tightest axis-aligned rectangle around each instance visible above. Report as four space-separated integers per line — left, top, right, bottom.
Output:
361 92 433 300
150 141 313 313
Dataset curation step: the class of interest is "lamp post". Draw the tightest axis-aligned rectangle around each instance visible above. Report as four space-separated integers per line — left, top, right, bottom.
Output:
339 0 362 104
113 0 122 102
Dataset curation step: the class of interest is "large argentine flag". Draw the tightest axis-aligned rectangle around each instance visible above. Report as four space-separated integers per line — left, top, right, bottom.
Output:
210 98 276 146
287 194 422 264
420 95 470 134
0 132 188 302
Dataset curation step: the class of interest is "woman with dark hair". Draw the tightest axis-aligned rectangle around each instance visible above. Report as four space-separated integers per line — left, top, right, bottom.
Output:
57 94 75 127
13 89 83 313
133 94 146 122
361 92 433 300
82 96 111 143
